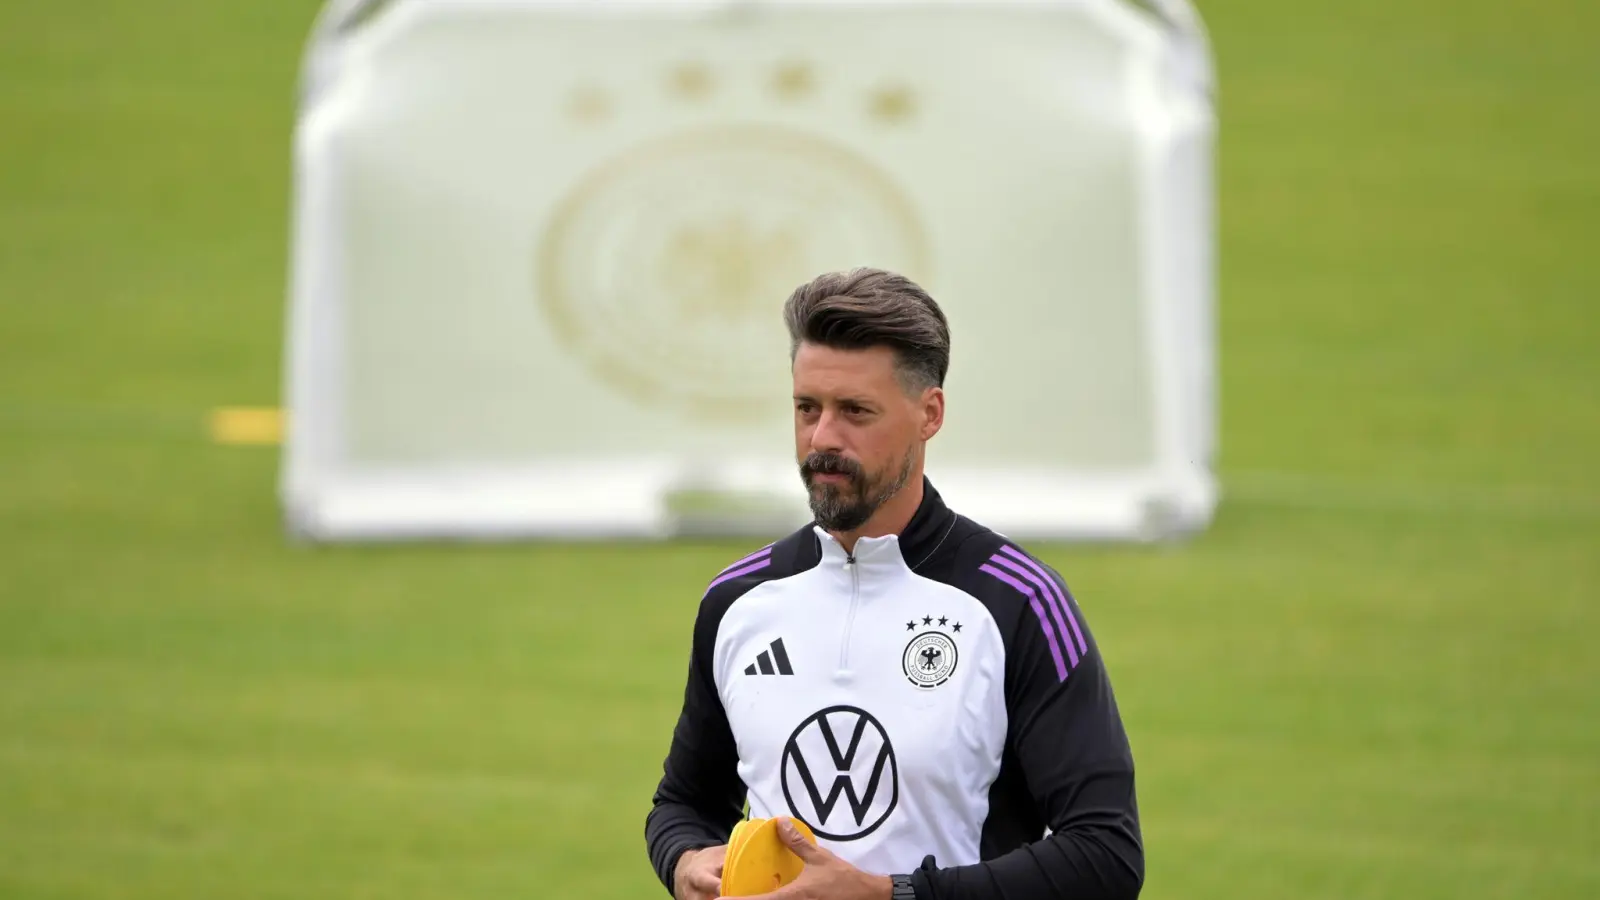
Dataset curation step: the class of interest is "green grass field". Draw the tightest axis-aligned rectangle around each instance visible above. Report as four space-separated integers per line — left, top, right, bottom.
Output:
2 1 1596 898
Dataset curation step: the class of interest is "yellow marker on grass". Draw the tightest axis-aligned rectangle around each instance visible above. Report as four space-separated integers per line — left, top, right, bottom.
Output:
209 407 284 445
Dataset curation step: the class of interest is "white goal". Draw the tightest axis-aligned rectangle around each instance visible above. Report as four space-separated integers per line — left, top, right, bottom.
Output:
281 0 1218 542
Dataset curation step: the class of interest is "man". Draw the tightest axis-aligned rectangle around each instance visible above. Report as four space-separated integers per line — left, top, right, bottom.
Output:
644 268 1143 900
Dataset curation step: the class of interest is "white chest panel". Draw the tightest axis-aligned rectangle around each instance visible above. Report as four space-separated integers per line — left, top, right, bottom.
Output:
711 536 1009 874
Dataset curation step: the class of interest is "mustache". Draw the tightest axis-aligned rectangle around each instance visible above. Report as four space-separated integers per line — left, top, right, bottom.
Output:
801 452 863 480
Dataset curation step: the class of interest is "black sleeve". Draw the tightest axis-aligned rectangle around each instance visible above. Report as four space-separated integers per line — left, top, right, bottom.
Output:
910 564 1144 900
643 585 748 895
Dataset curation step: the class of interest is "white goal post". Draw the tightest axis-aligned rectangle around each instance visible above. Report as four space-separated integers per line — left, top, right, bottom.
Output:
281 0 1218 542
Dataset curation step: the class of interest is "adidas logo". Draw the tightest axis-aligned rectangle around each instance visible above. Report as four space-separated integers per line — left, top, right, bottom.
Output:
743 638 794 676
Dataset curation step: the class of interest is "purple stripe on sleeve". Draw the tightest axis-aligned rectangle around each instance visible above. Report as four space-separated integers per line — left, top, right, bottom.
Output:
705 558 771 593
999 545 1088 657
989 554 1080 669
716 545 773 577
978 564 1069 682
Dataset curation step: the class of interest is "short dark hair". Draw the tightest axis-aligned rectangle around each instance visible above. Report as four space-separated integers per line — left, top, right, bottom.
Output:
782 267 950 392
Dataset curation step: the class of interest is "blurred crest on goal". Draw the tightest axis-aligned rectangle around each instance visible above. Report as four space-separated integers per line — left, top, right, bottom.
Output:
282 0 1218 542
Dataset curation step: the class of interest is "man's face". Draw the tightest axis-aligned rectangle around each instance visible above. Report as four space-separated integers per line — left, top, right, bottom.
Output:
792 341 942 532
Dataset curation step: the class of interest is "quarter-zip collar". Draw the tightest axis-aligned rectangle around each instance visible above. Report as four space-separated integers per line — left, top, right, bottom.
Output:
812 476 958 575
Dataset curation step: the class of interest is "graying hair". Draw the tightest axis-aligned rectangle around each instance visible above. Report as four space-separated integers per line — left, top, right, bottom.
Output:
781 267 950 393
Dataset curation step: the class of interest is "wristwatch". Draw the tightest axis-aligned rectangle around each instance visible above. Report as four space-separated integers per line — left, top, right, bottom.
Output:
890 874 917 900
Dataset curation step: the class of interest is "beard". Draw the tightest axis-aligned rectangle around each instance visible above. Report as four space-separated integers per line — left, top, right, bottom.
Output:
799 445 916 533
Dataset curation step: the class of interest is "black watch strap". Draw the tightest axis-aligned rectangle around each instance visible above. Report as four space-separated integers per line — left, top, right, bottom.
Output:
890 874 917 900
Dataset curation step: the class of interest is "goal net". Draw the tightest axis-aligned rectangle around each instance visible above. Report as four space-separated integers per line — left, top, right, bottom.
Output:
281 0 1218 542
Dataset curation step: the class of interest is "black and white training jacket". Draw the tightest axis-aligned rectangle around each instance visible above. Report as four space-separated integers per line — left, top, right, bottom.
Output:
644 478 1143 900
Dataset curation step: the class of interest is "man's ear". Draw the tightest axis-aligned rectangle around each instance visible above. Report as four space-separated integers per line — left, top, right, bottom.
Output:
920 386 945 441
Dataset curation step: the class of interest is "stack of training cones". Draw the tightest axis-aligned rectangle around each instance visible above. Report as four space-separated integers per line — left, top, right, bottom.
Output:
719 817 816 897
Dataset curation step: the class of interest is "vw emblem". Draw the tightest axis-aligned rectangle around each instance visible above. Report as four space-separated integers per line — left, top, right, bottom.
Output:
780 705 898 841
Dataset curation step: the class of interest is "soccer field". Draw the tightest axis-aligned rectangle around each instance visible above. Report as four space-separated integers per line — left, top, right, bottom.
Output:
1 1 1596 898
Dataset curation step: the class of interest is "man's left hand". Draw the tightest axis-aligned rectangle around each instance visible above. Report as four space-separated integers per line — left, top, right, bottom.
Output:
721 817 893 900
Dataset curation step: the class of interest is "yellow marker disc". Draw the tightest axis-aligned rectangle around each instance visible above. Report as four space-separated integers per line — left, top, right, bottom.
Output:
720 817 815 897
209 407 284 445
726 819 754 870
721 818 760 897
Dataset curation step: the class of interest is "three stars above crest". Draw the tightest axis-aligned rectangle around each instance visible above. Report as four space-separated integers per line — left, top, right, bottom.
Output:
567 61 916 126
907 615 961 633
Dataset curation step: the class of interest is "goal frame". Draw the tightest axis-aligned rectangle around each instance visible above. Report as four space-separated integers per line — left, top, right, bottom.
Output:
279 0 1219 543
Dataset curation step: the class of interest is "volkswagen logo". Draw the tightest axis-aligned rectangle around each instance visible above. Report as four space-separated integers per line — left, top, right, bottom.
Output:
780 705 898 841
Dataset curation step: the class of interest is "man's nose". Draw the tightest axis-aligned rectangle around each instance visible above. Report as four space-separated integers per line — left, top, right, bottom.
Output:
809 408 846 452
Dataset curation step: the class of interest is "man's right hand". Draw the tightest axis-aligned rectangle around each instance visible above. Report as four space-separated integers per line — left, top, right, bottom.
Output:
674 845 728 900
